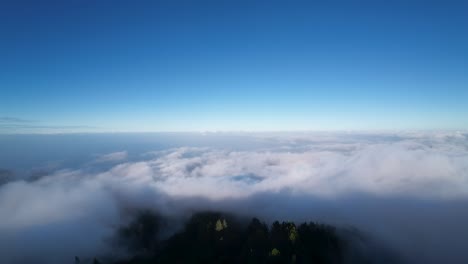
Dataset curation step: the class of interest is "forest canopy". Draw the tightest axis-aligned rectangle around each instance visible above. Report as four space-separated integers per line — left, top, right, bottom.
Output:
77 211 401 264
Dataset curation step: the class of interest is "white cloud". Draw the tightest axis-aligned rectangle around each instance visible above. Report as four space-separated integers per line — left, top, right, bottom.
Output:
136 136 468 199
1 132 468 263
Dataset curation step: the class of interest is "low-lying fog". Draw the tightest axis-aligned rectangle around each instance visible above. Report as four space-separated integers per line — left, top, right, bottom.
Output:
1 132 467 263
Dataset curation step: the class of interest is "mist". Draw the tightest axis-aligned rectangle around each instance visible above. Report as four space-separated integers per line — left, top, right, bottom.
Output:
0 132 467 263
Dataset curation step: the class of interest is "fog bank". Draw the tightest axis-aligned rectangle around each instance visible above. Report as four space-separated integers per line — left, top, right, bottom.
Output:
0 132 467 263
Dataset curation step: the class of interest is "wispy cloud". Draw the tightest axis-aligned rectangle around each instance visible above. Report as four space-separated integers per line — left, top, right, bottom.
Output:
0 116 97 133
94 151 128 163
0 117 35 123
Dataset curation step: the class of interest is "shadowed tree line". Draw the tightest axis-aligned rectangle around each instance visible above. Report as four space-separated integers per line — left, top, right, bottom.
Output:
79 211 400 264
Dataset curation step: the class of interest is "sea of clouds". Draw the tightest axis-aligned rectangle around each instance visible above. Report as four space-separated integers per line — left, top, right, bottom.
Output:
0 131 467 263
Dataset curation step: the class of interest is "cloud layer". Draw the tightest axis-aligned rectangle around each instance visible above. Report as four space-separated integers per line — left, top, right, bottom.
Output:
94 151 128 163
0 132 467 263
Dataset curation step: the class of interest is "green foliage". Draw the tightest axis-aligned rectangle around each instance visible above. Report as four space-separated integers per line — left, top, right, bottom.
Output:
287 223 298 242
215 219 224 231
215 218 228 231
270 248 281 256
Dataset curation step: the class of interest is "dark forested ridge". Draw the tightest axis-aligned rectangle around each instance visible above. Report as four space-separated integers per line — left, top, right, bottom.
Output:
77 211 402 264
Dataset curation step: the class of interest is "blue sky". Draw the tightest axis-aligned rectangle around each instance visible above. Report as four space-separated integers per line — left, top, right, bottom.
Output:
1 1 468 132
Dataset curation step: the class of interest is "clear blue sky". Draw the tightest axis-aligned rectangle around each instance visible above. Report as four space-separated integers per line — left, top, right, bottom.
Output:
1 1 467 133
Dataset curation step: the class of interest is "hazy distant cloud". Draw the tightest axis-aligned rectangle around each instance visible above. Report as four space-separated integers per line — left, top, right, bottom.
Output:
0 117 35 123
0 169 14 186
94 151 128 163
0 116 97 133
0 132 468 263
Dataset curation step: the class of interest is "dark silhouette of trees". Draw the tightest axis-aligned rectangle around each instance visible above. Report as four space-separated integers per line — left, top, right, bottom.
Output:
116 210 163 253
110 211 346 264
